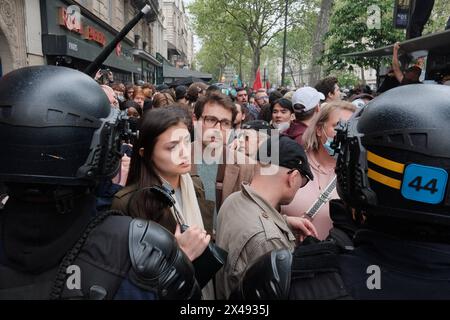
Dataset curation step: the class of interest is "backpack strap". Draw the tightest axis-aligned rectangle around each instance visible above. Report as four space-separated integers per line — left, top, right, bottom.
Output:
289 237 352 300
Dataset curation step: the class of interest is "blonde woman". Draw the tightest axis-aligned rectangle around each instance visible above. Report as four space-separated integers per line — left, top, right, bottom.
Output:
282 101 356 239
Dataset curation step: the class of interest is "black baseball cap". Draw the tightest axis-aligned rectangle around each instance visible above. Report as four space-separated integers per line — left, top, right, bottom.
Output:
257 135 313 181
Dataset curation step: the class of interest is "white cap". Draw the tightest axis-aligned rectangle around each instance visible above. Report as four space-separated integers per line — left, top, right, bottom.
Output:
292 87 325 112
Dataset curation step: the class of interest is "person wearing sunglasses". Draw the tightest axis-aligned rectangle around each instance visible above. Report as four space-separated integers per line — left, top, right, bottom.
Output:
254 90 269 110
215 135 318 299
282 101 356 240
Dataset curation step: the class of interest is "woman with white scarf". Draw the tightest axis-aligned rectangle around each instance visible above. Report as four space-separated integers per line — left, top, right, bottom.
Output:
112 106 214 298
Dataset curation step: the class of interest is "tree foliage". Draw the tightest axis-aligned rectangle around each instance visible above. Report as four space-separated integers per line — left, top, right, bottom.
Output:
189 0 313 83
272 3 318 86
321 0 404 74
424 0 450 34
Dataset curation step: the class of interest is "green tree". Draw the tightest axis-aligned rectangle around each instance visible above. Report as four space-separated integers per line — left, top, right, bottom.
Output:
189 0 311 84
321 0 404 86
336 70 360 88
309 0 334 85
188 1 252 83
272 5 318 87
425 0 450 34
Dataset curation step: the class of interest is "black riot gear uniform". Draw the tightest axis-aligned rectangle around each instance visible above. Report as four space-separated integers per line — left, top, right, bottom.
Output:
237 84 450 300
0 66 200 300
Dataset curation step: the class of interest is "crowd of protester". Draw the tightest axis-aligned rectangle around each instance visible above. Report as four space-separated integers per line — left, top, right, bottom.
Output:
2 51 446 300
84 44 450 295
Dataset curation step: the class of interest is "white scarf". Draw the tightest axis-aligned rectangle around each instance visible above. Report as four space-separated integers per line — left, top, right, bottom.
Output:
170 173 204 229
170 174 216 300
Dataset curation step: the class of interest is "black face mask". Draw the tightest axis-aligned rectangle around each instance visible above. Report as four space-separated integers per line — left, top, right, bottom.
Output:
0 191 95 273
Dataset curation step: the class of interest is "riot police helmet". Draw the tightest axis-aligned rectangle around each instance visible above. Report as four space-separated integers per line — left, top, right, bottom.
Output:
334 84 450 226
0 66 123 186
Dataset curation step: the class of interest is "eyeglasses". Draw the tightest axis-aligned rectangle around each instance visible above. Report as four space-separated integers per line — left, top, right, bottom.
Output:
256 96 269 100
202 115 233 129
287 169 310 188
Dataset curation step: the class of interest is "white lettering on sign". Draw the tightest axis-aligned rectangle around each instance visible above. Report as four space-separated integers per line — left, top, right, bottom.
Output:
68 42 78 52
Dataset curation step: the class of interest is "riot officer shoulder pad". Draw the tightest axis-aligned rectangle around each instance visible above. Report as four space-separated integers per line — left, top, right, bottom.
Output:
230 249 292 300
128 219 201 300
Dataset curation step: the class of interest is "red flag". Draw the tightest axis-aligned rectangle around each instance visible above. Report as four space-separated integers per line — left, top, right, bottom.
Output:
252 67 263 91
266 80 271 90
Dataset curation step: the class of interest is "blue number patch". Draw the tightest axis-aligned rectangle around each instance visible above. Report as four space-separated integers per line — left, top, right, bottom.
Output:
401 164 448 205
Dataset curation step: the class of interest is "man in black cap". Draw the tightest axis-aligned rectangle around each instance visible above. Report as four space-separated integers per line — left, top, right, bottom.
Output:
215 135 318 299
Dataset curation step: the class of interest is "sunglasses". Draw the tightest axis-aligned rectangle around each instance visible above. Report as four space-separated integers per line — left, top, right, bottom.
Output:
287 168 310 188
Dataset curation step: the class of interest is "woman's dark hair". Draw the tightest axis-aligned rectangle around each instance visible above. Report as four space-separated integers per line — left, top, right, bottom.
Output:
153 92 175 108
269 90 283 106
126 105 192 229
122 100 143 116
186 82 208 103
125 84 135 100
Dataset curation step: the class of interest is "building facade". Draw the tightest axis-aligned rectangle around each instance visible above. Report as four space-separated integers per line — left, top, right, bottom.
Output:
0 0 207 84
163 0 192 68
0 0 41 77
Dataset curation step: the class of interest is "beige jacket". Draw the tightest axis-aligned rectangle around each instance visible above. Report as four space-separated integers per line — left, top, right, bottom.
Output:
215 183 296 299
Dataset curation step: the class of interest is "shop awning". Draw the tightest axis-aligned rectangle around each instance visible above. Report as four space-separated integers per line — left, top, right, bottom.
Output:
42 34 140 74
342 29 450 58
163 64 212 81
132 49 162 67
167 41 181 56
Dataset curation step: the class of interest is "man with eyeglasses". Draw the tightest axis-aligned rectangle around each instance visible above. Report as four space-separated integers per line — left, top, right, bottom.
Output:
254 89 269 111
192 93 255 236
215 135 318 299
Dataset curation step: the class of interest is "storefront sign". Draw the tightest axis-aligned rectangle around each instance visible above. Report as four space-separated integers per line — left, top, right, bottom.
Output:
68 42 78 52
83 25 106 46
58 6 82 34
58 6 106 46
